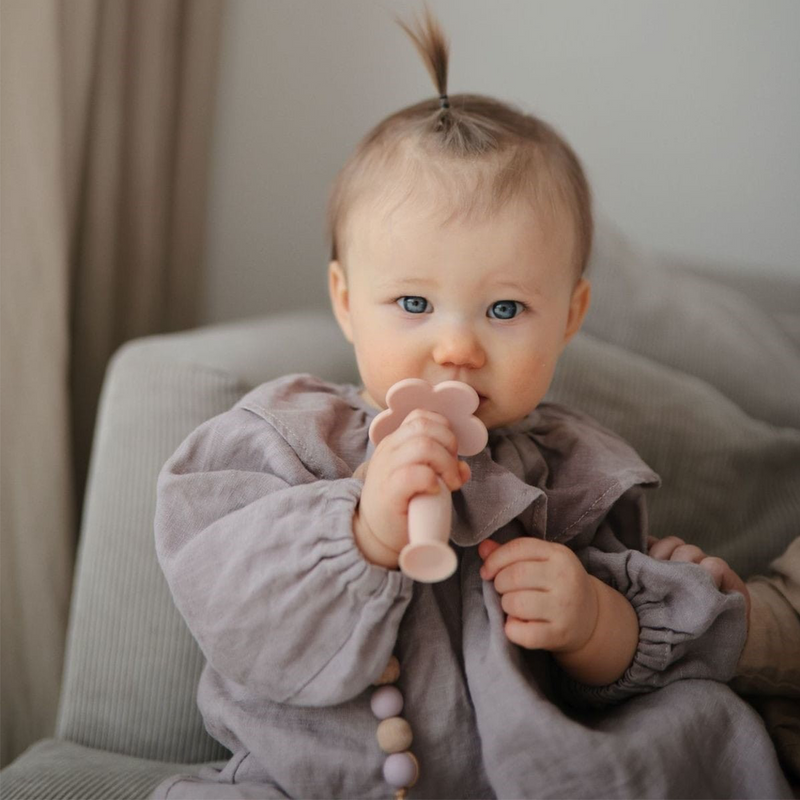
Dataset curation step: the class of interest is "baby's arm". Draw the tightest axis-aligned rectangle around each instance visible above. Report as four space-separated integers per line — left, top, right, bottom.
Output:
155 404 415 707
649 535 800 697
513 519 749 708
478 538 639 686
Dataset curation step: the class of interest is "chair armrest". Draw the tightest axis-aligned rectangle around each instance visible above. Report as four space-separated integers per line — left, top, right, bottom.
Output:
56 310 356 762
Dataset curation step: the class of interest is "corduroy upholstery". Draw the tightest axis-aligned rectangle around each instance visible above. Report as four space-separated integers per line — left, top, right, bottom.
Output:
55 312 359 765
0 740 218 800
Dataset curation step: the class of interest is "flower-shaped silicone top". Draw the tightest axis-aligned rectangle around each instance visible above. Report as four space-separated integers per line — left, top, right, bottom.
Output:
369 379 488 456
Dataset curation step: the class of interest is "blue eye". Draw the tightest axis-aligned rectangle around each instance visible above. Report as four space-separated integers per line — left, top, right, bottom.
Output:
488 300 525 320
397 296 431 314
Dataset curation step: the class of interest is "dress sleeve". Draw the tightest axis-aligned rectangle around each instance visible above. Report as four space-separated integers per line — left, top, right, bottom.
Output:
554 521 748 709
155 405 414 707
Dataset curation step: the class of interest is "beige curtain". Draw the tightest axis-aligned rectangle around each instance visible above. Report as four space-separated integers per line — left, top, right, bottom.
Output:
0 0 224 767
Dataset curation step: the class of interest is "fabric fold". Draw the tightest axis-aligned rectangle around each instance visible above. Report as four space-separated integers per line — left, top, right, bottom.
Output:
451 449 545 546
453 402 659 549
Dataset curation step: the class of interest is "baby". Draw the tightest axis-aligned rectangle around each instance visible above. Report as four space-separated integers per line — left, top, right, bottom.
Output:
152 7 791 799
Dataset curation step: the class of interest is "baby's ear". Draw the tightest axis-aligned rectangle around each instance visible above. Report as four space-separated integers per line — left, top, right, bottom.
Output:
563 278 591 345
328 260 354 343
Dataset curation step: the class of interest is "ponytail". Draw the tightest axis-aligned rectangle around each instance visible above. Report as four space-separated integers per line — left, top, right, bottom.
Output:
326 4 593 277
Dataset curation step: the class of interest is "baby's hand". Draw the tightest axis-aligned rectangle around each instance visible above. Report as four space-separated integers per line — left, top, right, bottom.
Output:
354 408 471 562
478 538 599 653
647 535 751 630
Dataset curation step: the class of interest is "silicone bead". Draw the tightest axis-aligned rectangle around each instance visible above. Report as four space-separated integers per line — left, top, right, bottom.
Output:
383 751 420 788
373 655 400 686
371 685 404 719
376 716 413 753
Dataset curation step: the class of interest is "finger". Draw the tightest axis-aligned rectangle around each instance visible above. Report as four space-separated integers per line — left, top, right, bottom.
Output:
500 588 553 621
392 464 447 510
646 535 659 551
480 537 555 581
492 560 551 595
390 412 470 485
670 544 707 564
647 536 687 561
697 556 725 588
394 435 463 491
403 407 453 426
699 556 752 626
503 616 553 651
701 556 748 596
477 538 501 561
396 410 459 454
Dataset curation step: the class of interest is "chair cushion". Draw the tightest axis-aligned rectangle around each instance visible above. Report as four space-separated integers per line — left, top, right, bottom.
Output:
0 738 215 800
56 350 243 763
583 218 800 428
547 332 800 579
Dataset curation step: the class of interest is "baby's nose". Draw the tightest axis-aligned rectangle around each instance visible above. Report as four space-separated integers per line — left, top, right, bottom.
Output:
432 326 485 369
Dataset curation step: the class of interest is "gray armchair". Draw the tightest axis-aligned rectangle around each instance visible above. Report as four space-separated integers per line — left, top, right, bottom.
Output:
1 310 362 799
2 221 798 798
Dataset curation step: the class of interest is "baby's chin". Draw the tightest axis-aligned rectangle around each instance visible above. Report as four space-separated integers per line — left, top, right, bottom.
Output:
479 401 536 431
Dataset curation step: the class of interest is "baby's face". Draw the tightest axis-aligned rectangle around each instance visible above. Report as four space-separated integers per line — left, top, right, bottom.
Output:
329 195 590 430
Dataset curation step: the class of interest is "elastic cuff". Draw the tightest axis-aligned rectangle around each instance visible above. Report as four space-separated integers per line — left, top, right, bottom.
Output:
557 554 748 709
321 477 413 599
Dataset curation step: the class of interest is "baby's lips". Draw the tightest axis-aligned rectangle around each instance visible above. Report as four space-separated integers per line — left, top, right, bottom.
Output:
369 378 488 456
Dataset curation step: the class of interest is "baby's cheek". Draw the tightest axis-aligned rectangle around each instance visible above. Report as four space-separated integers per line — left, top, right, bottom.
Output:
509 354 557 406
356 341 415 405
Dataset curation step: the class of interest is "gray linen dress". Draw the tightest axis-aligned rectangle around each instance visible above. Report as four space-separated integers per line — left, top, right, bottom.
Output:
152 374 791 799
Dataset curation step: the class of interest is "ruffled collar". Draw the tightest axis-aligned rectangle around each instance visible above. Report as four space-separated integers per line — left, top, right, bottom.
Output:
339 381 659 550
243 375 660 552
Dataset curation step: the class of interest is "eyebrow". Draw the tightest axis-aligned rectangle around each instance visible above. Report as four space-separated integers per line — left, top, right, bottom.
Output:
377 277 437 289
378 277 540 295
491 279 541 295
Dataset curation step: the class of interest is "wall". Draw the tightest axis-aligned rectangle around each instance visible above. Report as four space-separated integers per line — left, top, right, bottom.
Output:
202 0 800 324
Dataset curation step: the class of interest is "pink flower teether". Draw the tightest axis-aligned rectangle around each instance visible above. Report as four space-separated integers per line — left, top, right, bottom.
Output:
369 379 488 456
368 379 488 582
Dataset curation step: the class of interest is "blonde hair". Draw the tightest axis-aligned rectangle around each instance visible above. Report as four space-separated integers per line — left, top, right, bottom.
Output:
326 4 592 278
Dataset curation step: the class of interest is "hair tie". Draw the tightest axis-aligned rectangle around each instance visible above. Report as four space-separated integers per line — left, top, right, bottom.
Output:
439 94 450 109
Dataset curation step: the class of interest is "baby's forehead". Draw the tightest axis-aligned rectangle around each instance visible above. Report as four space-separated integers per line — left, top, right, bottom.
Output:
341 157 577 274
349 191 563 251
348 211 575 297
352 188 512 239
